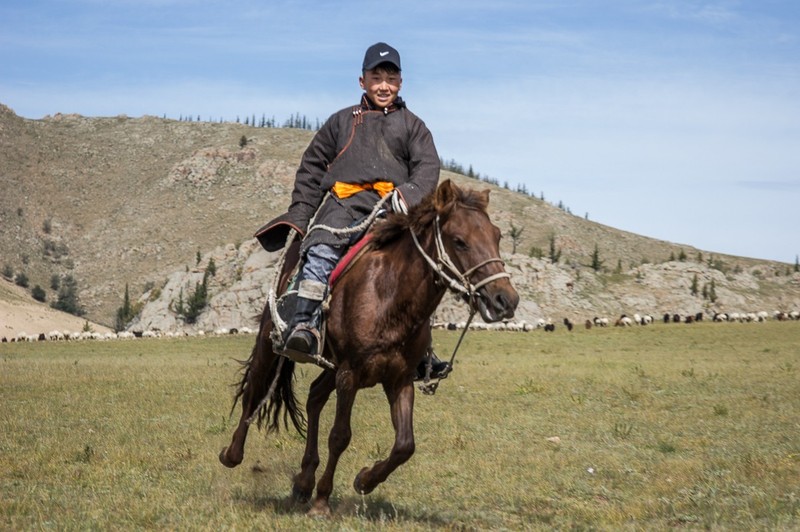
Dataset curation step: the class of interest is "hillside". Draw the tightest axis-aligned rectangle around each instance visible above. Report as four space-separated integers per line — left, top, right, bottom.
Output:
0 278 111 339
1 102 799 335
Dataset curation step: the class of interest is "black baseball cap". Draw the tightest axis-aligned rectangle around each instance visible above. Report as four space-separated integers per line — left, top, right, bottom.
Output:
362 42 401 71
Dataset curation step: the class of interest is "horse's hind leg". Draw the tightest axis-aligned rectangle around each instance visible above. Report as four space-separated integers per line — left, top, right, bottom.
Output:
219 328 279 468
353 381 415 495
291 369 336 503
220 240 300 469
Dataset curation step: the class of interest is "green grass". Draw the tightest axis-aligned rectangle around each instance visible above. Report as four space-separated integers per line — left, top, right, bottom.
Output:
2 322 799 530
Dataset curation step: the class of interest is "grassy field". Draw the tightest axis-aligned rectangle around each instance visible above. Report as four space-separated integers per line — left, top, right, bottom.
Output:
1 321 799 530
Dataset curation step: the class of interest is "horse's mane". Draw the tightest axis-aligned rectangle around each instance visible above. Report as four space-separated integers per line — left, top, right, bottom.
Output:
370 183 490 248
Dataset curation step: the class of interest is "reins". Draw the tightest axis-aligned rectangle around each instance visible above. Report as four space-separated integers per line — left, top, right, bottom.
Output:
408 206 511 394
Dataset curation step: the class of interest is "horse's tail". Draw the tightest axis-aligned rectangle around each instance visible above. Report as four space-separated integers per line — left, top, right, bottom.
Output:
228 317 307 438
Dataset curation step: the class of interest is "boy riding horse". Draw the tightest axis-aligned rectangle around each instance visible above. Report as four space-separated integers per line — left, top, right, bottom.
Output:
254 42 450 379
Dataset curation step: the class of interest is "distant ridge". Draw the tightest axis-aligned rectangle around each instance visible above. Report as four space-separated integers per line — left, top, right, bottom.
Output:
1 103 798 333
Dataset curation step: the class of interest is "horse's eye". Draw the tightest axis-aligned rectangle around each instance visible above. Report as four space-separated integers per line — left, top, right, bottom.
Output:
453 237 468 251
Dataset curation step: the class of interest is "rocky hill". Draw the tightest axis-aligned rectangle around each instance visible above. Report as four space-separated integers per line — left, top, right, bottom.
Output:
2 102 799 335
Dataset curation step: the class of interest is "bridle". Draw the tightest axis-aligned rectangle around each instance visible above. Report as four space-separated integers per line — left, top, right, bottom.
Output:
409 213 511 312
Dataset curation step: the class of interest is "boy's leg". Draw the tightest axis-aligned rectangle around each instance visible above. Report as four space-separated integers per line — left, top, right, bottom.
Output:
283 244 343 360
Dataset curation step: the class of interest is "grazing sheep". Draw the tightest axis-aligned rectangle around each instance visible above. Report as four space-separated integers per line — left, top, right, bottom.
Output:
615 315 633 327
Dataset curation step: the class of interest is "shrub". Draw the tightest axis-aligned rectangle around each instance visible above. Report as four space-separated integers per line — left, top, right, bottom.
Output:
15 272 29 288
174 271 210 324
51 274 85 316
31 285 46 302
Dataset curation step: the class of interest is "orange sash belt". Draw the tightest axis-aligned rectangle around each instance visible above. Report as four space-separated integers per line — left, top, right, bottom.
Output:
332 180 394 199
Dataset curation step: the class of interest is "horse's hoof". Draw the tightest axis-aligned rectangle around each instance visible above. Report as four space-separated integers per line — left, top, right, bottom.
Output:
218 447 241 468
291 484 311 504
353 467 375 495
306 500 331 519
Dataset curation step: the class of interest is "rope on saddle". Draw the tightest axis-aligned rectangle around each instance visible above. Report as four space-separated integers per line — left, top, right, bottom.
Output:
304 190 394 238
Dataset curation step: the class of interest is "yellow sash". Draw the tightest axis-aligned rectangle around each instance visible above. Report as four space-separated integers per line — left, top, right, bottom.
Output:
332 181 394 199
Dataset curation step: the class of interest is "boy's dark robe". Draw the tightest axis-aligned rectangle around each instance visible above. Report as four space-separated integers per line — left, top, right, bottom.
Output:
255 95 440 253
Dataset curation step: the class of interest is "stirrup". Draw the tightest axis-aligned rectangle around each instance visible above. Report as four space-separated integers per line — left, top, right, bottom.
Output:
416 351 452 395
278 325 336 370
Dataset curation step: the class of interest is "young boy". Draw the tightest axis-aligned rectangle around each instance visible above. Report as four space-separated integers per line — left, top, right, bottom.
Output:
254 42 448 377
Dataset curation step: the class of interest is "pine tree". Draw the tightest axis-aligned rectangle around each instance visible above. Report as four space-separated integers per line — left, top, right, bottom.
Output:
590 244 603 272
115 283 137 332
509 224 524 254
548 234 561 264
690 274 699 296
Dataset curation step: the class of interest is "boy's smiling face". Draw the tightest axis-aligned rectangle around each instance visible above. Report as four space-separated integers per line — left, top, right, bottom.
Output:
359 67 402 108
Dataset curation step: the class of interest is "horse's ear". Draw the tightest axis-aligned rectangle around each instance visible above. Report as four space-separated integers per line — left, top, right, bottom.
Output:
434 179 457 211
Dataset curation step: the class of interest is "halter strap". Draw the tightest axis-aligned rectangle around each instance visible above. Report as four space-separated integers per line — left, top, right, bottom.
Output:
411 214 511 310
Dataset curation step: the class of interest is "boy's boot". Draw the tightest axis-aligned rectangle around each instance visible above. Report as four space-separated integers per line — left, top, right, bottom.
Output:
415 350 451 381
282 279 325 363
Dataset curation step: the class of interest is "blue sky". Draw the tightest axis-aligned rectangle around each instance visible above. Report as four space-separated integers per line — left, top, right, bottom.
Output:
2 0 799 263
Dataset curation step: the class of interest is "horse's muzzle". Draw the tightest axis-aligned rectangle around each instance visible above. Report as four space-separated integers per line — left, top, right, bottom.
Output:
476 284 519 323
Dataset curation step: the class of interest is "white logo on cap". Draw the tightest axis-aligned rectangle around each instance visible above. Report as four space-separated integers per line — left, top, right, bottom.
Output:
379 51 389 56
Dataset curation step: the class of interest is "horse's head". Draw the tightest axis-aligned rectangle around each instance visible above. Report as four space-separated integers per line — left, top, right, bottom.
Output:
433 179 519 322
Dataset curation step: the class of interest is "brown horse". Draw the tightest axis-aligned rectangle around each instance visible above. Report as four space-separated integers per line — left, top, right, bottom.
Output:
219 179 519 517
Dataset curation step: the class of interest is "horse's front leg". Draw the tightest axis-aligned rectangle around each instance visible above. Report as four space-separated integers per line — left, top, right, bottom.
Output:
292 369 336 504
219 327 278 468
307 369 358 519
353 380 415 495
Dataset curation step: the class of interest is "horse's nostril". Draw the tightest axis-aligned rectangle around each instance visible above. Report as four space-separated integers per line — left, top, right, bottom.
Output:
494 290 519 315
494 293 509 311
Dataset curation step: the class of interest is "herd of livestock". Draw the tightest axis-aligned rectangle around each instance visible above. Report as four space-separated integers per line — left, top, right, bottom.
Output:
3 310 798 344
